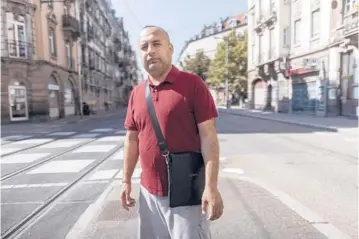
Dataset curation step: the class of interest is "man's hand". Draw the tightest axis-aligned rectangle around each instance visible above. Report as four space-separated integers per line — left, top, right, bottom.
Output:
120 182 136 210
201 186 224 221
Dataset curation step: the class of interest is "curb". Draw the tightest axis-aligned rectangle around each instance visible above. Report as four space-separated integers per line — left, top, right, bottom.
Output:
218 109 338 132
65 180 120 239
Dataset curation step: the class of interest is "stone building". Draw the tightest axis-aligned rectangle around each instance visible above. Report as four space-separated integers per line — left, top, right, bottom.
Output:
1 0 80 123
247 0 358 117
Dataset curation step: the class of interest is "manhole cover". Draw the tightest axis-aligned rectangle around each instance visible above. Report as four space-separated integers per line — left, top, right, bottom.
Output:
97 200 138 221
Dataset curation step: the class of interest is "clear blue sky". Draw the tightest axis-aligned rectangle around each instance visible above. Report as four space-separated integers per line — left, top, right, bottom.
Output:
112 0 247 75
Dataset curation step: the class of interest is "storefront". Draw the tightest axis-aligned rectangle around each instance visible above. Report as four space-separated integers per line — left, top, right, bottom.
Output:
48 75 60 119
8 81 28 121
339 48 358 117
291 78 317 114
253 79 265 109
64 78 75 116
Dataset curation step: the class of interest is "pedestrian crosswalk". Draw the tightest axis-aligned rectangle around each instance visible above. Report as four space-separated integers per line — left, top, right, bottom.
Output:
0 127 129 191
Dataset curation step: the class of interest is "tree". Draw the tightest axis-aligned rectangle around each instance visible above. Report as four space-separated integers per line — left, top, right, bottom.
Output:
207 29 247 94
179 50 211 81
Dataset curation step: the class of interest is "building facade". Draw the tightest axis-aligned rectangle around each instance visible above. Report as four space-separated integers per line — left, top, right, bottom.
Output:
177 14 247 63
1 0 80 123
176 14 247 104
78 0 138 113
247 0 358 117
1 0 139 123
109 16 138 108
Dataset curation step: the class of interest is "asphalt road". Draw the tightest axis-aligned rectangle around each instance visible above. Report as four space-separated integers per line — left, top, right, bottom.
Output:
1 110 357 239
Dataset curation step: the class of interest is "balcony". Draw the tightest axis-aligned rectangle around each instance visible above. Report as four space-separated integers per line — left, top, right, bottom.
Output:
5 40 32 59
343 13 358 37
62 14 80 40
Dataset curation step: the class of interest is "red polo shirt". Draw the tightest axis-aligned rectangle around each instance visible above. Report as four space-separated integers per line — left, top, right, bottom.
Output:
124 66 218 196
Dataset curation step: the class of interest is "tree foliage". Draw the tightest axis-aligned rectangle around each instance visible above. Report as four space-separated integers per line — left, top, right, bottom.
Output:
179 50 211 81
207 30 247 93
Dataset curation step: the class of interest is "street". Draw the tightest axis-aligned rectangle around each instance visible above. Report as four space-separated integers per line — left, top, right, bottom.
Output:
1 110 357 239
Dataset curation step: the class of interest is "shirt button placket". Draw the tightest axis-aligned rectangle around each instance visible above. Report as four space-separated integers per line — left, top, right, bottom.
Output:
153 88 158 101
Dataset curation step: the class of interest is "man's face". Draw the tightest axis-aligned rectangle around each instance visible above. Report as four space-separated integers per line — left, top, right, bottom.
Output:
139 27 173 76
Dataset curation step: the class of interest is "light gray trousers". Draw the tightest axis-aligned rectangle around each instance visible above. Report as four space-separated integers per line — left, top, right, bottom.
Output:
138 185 211 239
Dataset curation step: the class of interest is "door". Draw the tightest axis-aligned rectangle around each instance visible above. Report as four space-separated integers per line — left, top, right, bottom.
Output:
254 80 265 109
8 85 29 121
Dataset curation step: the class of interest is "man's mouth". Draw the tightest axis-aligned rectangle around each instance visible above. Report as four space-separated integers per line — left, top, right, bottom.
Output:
148 59 158 64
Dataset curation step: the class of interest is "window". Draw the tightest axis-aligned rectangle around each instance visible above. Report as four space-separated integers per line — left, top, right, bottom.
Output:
269 28 275 58
344 0 358 14
65 42 72 69
341 51 358 99
283 26 290 48
294 19 301 44
311 9 320 38
6 13 27 58
49 28 56 56
258 34 262 63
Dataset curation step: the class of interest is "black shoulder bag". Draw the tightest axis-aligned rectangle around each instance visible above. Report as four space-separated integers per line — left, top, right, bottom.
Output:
145 81 205 208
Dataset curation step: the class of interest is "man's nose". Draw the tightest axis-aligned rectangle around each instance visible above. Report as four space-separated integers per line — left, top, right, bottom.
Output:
147 44 156 55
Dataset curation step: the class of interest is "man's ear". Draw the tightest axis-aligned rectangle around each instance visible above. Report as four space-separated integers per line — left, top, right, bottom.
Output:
169 43 174 53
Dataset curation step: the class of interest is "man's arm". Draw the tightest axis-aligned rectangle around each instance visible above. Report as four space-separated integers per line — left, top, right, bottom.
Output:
198 118 219 189
122 130 140 183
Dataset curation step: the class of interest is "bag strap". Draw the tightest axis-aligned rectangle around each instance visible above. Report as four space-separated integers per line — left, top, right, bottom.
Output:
145 80 169 156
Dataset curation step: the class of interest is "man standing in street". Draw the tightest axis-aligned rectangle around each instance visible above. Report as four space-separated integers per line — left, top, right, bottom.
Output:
120 25 223 239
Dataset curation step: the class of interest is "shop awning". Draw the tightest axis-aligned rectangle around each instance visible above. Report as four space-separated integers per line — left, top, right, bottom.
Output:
285 68 319 77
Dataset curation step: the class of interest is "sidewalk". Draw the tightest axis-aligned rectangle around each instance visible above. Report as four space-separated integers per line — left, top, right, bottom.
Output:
66 176 335 239
218 107 358 133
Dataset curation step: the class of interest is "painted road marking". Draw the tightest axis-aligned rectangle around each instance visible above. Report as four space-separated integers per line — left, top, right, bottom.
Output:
87 169 119 180
71 133 100 139
221 167 244 175
1 148 21 155
38 140 82 148
96 136 125 142
48 131 77 136
90 128 113 133
72 144 117 153
27 160 94 174
110 149 123 160
11 138 53 145
115 168 142 179
1 182 68 189
1 153 51 164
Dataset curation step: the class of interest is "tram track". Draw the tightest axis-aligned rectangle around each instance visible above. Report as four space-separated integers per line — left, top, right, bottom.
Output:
1 141 124 239
1 137 100 181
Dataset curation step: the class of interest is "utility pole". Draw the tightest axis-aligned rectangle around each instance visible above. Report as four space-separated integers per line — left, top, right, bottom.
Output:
225 39 230 109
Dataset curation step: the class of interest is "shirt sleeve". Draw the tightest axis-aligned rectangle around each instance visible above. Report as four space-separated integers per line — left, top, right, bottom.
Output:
124 89 138 131
192 75 218 124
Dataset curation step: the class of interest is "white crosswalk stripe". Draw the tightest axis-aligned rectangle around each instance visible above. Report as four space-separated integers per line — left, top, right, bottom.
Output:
90 128 113 133
87 169 119 180
27 160 94 174
72 144 117 153
1 153 50 164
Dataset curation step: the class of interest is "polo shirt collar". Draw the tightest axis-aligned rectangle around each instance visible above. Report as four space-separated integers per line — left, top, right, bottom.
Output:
148 65 180 85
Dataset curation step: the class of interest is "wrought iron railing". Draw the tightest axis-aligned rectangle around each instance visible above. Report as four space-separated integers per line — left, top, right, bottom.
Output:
6 40 31 59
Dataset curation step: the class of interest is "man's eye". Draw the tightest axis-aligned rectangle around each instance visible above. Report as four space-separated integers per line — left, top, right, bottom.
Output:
141 45 147 50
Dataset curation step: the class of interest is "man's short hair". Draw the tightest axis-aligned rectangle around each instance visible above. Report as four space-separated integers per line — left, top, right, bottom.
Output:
142 25 170 42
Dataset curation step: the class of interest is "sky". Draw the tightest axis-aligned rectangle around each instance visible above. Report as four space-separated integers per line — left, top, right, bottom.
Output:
111 0 248 78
